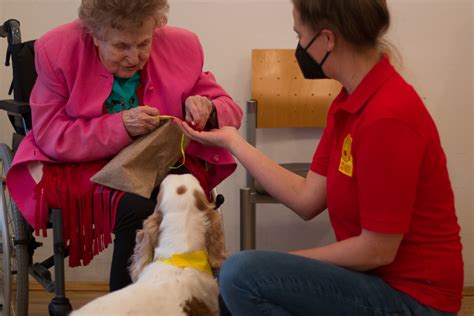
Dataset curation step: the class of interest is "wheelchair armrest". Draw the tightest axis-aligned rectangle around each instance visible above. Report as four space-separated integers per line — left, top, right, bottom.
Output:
0 99 30 115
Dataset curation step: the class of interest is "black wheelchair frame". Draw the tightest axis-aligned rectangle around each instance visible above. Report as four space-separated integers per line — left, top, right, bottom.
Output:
0 19 73 316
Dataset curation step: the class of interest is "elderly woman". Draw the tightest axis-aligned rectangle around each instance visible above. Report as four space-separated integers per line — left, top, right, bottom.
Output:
6 0 242 291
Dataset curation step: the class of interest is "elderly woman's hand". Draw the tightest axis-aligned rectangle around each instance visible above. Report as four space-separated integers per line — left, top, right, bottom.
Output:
122 105 161 137
184 96 213 131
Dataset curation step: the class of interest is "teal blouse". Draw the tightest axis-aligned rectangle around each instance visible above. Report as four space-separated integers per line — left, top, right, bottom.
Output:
105 72 141 114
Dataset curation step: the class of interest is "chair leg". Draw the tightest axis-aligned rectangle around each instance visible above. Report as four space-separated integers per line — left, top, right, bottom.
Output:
240 188 256 250
48 208 72 316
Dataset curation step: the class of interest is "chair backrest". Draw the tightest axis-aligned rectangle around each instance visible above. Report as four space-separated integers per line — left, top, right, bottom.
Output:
245 49 341 188
251 49 341 129
239 50 342 251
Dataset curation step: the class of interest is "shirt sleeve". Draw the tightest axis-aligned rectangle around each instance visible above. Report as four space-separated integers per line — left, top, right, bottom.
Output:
310 106 336 177
356 118 425 234
30 40 132 162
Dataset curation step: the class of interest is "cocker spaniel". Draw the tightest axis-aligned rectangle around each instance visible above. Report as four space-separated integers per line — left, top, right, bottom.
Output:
72 174 227 316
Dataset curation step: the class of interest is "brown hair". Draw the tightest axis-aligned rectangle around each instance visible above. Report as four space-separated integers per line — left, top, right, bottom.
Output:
292 0 390 50
79 0 169 39
193 190 228 270
129 210 163 282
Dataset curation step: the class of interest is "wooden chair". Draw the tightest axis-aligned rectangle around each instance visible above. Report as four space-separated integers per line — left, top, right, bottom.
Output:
240 49 341 250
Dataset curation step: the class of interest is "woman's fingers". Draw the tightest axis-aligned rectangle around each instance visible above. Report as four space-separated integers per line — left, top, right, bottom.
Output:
140 105 160 116
184 96 213 130
175 119 199 139
141 113 161 127
122 106 161 136
185 107 198 128
173 118 201 140
172 118 232 148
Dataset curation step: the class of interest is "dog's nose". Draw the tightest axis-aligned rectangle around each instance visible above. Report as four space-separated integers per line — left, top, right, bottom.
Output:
214 194 225 209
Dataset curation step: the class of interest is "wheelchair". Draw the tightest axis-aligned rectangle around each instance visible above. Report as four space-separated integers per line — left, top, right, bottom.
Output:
0 19 73 316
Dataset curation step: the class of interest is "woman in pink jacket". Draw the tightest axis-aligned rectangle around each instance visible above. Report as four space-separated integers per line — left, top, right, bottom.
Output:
6 0 242 291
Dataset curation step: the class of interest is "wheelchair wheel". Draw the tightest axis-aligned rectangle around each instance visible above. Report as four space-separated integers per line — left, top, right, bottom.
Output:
0 144 29 316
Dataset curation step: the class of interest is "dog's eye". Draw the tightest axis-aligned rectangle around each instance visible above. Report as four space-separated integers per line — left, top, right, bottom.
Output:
176 185 187 195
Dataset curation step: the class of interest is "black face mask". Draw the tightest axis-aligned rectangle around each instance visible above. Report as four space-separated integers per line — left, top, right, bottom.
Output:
295 33 331 79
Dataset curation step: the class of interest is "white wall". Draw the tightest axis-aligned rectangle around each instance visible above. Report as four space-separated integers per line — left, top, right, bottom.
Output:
0 0 472 286
0 0 12 146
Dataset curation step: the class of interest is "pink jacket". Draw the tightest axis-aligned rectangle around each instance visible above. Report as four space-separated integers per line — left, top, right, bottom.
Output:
6 20 243 227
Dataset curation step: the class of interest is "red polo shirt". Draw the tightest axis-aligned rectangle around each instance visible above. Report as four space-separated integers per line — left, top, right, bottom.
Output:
311 56 463 312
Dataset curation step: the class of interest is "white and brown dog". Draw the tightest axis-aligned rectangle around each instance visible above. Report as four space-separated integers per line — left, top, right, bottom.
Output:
72 174 227 316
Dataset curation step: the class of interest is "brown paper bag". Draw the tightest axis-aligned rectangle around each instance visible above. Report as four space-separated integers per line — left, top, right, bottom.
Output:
91 119 189 198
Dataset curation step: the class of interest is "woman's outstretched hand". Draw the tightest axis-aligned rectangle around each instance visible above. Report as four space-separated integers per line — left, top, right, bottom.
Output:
172 118 239 150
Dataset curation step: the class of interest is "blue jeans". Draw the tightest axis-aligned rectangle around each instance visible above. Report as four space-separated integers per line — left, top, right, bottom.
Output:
219 251 455 316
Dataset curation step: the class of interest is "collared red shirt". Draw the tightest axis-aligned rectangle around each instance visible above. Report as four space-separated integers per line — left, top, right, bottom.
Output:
311 56 463 312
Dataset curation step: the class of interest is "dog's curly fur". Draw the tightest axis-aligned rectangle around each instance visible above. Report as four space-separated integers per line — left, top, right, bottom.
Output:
72 174 227 316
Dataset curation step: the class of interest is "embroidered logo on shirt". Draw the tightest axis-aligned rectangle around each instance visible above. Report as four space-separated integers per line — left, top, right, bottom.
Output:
339 134 353 177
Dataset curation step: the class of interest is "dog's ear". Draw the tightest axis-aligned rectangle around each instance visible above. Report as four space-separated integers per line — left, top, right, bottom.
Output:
205 209 227 270
129 210 163 282
192 189 228 270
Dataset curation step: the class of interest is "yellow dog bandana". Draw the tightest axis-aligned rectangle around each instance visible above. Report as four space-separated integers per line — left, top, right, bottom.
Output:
158 250 213 276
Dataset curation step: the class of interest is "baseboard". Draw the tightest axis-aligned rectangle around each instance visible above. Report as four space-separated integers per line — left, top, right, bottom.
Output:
28 281 109 292
464 286 474 297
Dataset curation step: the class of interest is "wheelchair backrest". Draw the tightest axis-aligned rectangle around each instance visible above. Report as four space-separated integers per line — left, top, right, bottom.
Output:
7 40 37 103
2 19 37 103
1 19 36 136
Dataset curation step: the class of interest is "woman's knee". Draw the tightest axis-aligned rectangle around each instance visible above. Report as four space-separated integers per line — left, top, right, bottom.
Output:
219 251 272 294
220 251 253 280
